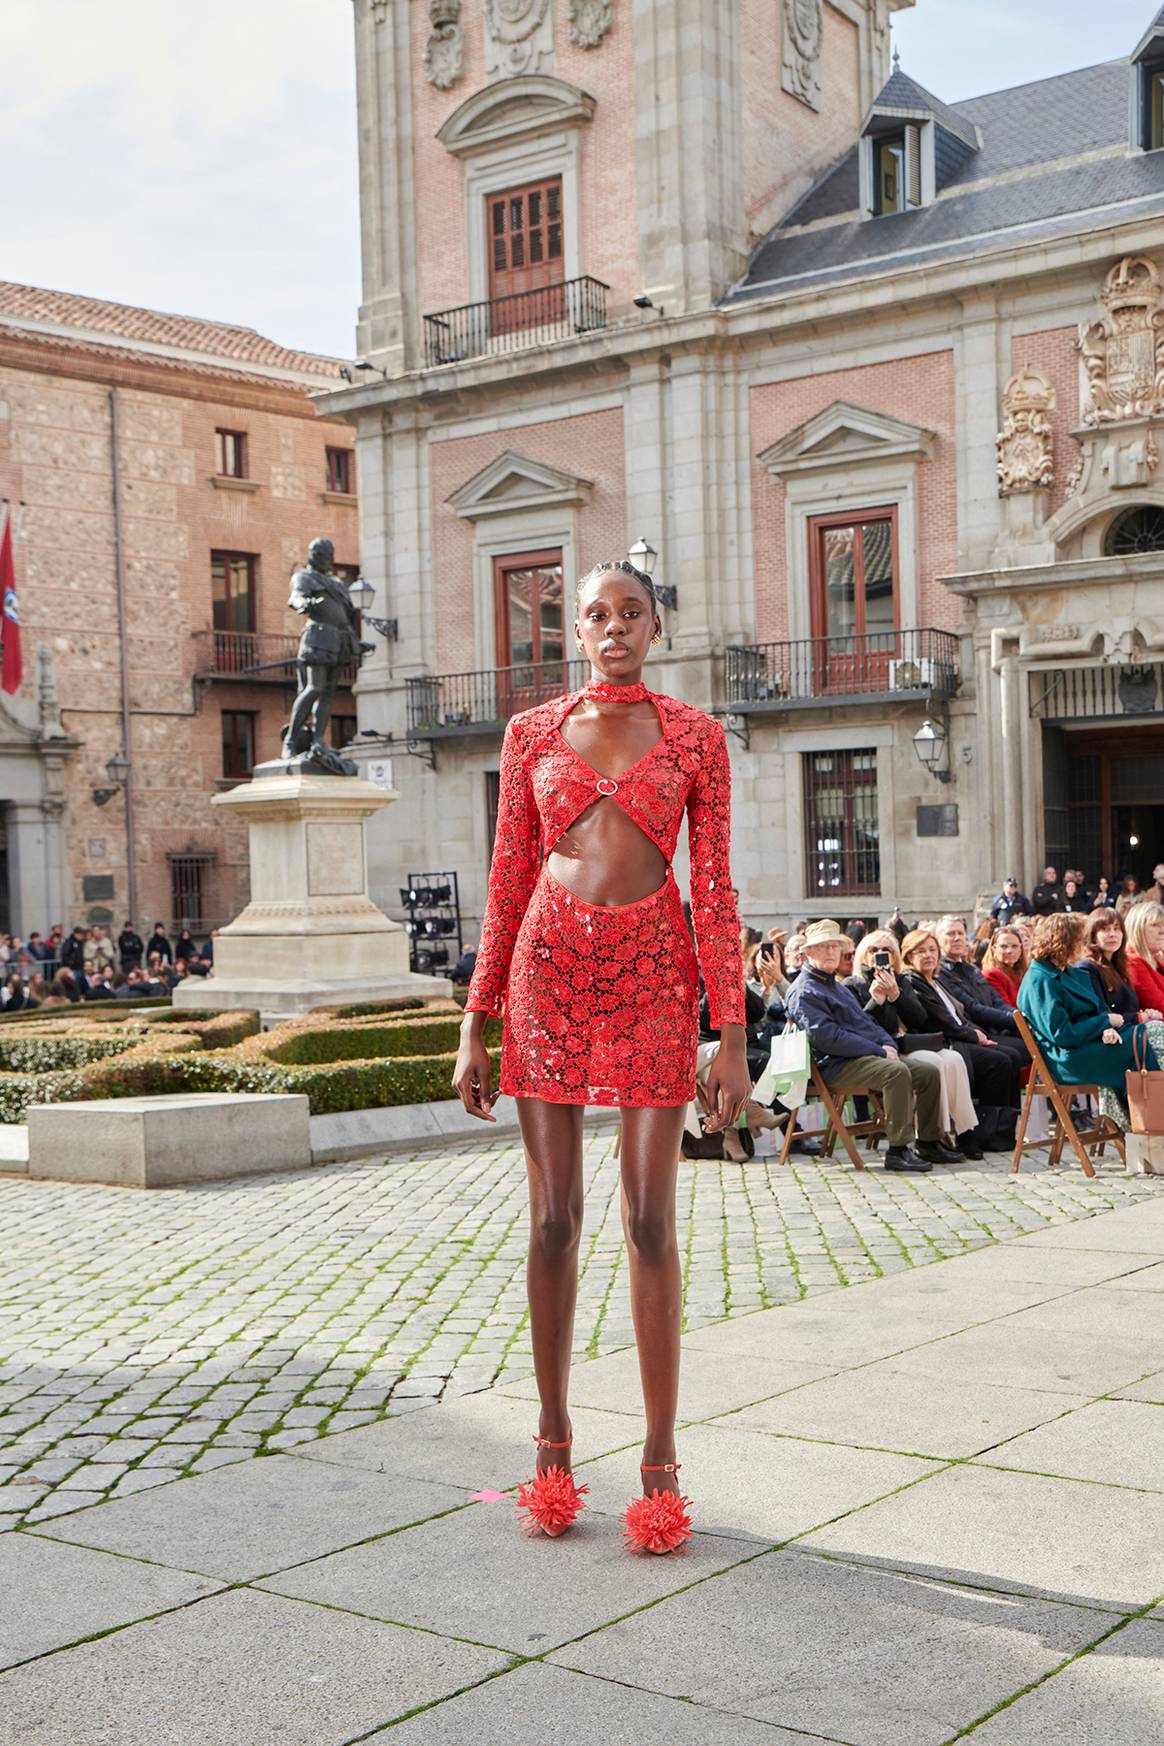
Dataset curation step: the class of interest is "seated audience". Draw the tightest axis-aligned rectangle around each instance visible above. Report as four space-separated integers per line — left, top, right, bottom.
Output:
899 929 1023 1149
783 932 807 974
1060 876 1087 915
1150 863 1164 906
981 926 1028 1007
972 917 996 967
114 967 151 1000
786 919 947 1173
845 931 980 1157
990 878 1031 924
1116 875 1142 918
1019 912 1159 1129
1125 901 1164 1016
936 915 1030 1072
1090 876 1113 910
25 973 48 1008
1081 909 1149 1025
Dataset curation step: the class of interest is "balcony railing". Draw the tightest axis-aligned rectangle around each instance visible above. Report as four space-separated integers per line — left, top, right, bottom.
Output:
407 658 588 738
193 629 357 687
423 276 609 367
724 629 960 710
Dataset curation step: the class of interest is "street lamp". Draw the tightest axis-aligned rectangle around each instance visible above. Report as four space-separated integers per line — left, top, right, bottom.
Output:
346 573 375 614
93 752 130 807
627 536 658 576
912 717 951 784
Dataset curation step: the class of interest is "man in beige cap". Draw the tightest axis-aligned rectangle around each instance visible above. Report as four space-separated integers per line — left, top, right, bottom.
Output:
786 919 944 1172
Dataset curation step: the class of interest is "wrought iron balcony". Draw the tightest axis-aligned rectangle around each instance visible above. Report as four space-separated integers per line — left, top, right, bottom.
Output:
423 276 609 368
407 658 588 738
724 629 960 711
193 629 357 688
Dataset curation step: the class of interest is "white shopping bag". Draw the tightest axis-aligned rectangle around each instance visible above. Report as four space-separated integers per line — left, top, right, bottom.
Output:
751 1026 810 1110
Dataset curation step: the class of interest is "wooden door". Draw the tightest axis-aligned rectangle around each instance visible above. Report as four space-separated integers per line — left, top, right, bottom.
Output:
487 178 564 335
493 549 564 713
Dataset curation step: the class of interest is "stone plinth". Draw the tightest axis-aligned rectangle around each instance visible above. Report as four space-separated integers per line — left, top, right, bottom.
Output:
173 773 448 1018
27 1092 312 1187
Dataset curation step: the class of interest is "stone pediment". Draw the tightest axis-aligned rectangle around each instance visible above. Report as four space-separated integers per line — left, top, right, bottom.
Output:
446 450 594 520
436 74 595 158
758 403 934 479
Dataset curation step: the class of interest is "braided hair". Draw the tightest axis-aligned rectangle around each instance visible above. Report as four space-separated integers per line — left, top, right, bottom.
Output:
575 557 658 612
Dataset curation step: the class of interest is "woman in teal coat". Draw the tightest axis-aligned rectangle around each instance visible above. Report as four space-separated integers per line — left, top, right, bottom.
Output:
1018 914 1158 1097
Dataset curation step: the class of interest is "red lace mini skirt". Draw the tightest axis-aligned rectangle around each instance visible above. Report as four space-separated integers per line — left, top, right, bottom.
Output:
500 867 700 1107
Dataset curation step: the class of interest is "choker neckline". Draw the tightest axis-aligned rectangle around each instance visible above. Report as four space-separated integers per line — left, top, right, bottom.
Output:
583 679 651 704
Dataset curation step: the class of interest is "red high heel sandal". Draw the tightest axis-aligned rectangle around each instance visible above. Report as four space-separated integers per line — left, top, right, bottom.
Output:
621 1462 693 1554
515 1434 588 1538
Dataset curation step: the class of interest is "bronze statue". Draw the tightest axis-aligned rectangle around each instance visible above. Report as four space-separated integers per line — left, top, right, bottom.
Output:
279 538 373 773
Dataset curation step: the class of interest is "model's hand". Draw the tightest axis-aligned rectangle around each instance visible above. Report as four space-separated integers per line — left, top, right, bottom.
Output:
452 1020 496 1121
702 1028 751 1132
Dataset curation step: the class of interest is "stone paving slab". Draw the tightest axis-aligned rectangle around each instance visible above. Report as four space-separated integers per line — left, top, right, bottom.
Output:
3 1134 1157 1530
800 1462 1164 1610
381 1660 833 1744
724 1367 1088 1460
0 1587 507 1746
35 1452 469 1582
258 1500 752 1655
997 1283 1164 1341
549 1549 1114 1746
982 1397 1164 1491
571 1420 942 1545
1008 1208 1164 1252
0 1532 222 1670
1114 1370 1164 1403
498 1344 838 1418
876 1319 1163 1397
298 1392 641 1489
964 1618 1164 1744
1100 1258 1164 1291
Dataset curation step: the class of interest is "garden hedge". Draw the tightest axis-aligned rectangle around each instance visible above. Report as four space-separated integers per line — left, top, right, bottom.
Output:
0 1000 498 1123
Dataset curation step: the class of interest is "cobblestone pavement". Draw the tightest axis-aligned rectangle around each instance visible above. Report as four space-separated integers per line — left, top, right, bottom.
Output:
1 1130 1158 1532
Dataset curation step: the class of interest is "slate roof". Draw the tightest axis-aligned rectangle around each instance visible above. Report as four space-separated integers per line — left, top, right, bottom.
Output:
0 282 344 381
866 67 979 151
729 55 1164 306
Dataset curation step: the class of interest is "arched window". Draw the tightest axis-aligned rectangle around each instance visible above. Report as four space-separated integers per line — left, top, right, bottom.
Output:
1103 505 1164 556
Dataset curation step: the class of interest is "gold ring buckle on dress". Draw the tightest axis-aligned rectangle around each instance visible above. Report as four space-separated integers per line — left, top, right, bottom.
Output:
596 777 619 797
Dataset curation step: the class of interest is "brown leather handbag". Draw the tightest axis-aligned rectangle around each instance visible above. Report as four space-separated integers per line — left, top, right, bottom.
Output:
1127 1028 1164 1135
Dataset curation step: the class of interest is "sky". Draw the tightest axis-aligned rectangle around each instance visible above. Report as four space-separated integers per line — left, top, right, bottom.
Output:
1 0 1159 359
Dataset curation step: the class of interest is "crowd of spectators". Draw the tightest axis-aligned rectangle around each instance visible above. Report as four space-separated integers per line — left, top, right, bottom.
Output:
0 921 217 1011
993 864 1164 921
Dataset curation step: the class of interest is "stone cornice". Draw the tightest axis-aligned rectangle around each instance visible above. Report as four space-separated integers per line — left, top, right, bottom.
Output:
941 550 1164 598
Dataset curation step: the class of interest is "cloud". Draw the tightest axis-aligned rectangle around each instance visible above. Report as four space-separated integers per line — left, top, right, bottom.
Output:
2 0 359 356
892 0 1149 101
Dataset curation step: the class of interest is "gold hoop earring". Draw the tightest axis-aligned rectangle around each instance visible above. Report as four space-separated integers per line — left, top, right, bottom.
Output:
651 633 662 646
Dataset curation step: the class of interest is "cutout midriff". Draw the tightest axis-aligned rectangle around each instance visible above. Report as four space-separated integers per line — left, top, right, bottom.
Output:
548 699 668 905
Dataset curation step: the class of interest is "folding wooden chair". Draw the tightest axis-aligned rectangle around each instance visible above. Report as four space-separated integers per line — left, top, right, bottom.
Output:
777 1063 886 1172
1011 1010 1124 1179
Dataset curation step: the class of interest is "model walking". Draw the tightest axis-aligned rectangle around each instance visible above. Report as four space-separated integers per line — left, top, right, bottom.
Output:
453 558 749 1553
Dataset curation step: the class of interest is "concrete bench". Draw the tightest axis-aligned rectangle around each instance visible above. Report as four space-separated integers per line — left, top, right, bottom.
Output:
27 1092 311 1188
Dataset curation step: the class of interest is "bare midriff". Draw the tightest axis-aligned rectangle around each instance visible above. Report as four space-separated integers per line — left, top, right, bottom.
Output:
546 700 667 907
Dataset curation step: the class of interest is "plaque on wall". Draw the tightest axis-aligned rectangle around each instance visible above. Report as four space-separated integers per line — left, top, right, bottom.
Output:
916 804 959 838
82 874 115 900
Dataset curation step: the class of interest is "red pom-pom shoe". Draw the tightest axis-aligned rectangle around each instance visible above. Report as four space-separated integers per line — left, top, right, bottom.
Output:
516 1434 588 1538
621 1462 693 1555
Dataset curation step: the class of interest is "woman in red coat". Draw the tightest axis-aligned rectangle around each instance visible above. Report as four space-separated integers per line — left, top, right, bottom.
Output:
453 559 749 1553
1126 902 1164 1016
981 926 1028 1006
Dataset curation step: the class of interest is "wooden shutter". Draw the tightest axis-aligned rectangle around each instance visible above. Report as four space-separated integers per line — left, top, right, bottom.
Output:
487 177 564 302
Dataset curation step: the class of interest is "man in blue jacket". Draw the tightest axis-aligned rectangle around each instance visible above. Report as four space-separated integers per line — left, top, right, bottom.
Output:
990 878 1031 925
786 920 946 1173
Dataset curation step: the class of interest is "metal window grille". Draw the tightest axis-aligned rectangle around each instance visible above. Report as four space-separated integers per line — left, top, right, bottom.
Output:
803 749 880 897
166 850 216 933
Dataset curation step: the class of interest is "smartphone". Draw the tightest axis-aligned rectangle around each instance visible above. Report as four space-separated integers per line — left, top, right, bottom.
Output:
873 950 892 969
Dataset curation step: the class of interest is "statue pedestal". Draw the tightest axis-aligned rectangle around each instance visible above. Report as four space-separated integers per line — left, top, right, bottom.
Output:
172 774 449 1022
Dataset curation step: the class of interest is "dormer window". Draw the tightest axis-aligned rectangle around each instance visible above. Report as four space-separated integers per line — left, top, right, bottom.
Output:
1131 12 1164 150
874 129 922 215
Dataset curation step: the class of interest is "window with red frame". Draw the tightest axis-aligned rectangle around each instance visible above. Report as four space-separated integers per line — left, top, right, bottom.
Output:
221 710 257 779
804 749 880 897
215 429 247 479
326 447 354 494
808 508 897 646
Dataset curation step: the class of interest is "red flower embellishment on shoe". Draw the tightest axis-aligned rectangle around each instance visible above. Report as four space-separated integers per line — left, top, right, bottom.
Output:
621 1485 693 1554
516 1465 588 1537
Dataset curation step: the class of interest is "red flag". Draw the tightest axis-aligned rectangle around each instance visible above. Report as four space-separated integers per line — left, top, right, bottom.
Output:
0 512 21 695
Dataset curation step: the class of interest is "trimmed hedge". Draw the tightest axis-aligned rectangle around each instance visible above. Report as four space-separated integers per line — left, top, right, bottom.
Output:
241 1013 496 1067
0 1028 144 1073
0 996 172 1026
312 996 451 1020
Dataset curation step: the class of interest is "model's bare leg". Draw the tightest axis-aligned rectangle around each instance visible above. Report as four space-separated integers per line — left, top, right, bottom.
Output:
516 1097 585 1474
618 1103 688 1495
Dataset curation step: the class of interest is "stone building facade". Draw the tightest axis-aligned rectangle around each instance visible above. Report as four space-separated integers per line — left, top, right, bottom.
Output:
0 285 359 936
324 0 1164 940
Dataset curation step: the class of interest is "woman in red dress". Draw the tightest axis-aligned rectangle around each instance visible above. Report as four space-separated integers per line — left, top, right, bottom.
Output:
453 559 749 1553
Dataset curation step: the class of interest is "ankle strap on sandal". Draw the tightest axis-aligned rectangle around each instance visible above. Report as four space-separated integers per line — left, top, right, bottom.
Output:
533 1433 573 1450
640 1461 681 1474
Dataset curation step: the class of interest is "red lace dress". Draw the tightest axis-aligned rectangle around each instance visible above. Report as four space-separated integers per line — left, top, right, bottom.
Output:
465 689 745 1107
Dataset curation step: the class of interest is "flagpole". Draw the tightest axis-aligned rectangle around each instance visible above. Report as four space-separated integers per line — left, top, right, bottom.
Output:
109 388 139 928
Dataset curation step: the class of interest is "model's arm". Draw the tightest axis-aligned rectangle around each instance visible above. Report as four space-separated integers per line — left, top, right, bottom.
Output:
454 720 540 1120
686 718 750 1128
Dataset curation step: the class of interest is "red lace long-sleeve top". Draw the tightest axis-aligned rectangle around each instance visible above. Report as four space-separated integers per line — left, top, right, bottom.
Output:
466 689 745 1029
